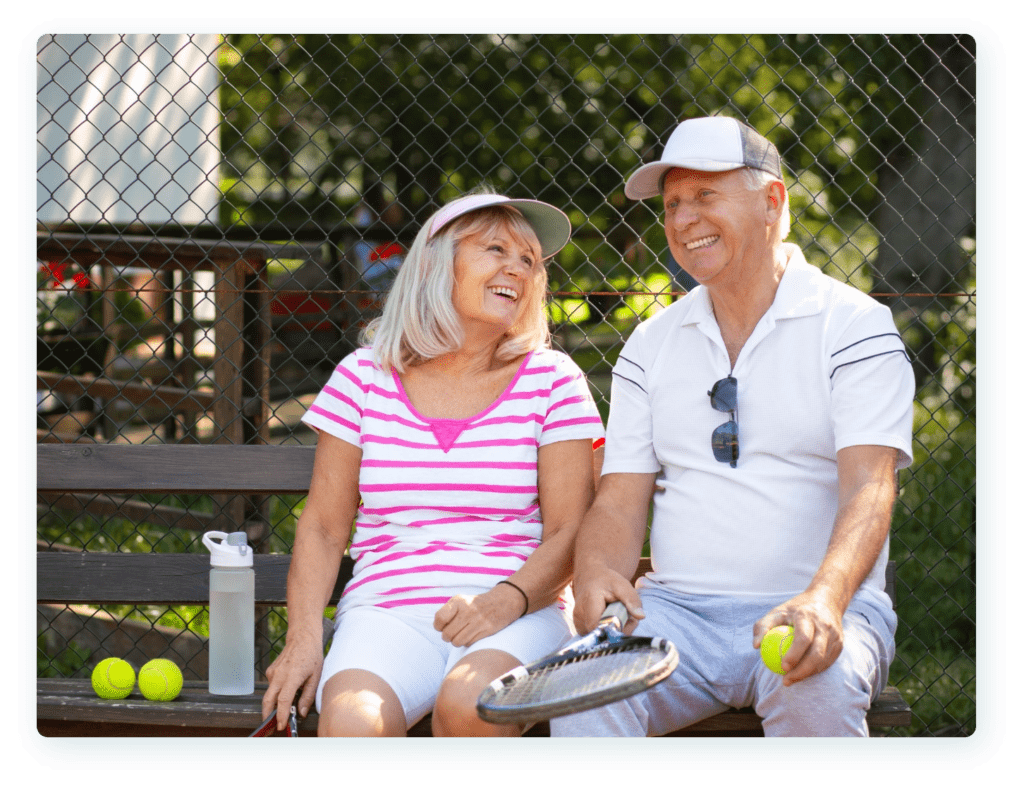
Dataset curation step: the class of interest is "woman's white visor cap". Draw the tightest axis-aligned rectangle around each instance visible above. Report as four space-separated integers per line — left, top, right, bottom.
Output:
427 194 572 259
625 116 783 200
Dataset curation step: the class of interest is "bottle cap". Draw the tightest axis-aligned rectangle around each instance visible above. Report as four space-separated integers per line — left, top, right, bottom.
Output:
202 531 254 567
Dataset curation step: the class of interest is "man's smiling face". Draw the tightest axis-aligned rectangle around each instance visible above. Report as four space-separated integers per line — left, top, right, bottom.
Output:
661 167 772 288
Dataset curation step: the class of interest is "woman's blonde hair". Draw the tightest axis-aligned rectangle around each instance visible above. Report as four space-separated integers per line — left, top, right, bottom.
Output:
361 198 551 373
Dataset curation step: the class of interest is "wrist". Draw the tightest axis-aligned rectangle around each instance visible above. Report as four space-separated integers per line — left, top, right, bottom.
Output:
495 579 529 617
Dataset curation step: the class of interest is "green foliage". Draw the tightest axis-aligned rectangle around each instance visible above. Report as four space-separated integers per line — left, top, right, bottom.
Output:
37 633 92 679
217 33 975 300
886 282 976 735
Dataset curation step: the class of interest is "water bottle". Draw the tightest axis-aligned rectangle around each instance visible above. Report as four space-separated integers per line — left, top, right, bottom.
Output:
203 531 255 695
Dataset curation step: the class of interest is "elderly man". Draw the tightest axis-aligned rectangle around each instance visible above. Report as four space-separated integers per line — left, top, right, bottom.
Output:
553 116 915 737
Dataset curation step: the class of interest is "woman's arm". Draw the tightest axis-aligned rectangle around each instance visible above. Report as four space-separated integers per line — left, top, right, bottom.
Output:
432 437 595 646
261 431 362 728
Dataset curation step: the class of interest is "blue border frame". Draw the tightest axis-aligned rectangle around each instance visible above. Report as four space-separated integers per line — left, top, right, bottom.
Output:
18 18 1007 769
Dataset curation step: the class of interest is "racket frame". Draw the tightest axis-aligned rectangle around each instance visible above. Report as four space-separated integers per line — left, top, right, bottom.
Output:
476 602 679 724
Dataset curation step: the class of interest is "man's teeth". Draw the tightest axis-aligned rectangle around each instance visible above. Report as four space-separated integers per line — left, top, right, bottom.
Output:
489 286 518 300
686 235 719 250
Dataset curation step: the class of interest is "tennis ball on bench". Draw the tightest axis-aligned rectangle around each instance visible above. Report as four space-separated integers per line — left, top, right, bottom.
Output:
138 658 184 701
91 658 136 699
760 625 794 675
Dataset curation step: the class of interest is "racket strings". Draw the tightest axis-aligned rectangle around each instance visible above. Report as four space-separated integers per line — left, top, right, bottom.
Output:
496 644 668 705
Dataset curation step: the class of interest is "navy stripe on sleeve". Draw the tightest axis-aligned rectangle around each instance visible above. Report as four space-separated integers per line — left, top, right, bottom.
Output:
831 333 903 358
829 349 912 380
611 370 647 394
616 355 644 372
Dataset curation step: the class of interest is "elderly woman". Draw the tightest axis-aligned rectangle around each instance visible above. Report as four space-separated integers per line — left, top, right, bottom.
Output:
261 192 604 736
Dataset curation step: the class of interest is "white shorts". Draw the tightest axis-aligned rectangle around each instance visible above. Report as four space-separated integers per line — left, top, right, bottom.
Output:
316 603 574 729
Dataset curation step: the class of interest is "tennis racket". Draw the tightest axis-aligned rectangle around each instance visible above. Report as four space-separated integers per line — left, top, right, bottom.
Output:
476 601 679 724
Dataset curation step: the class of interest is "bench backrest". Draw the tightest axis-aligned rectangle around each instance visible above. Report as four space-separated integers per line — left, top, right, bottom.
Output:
37 444 355 607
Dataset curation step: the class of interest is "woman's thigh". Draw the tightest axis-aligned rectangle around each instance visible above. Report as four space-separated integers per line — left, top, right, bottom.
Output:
317 606 448 729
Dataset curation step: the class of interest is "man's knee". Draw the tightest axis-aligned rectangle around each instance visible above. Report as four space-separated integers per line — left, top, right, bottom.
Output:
755 655 875 736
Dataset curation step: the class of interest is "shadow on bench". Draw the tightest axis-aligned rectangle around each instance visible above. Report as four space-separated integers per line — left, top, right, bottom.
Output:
37 444 911 737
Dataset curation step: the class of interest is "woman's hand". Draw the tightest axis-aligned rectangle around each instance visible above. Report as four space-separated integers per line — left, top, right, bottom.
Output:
433 584 525 647
261 633 326 731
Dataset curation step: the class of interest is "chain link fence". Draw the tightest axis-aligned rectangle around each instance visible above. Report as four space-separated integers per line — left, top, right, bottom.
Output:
36 33 975 737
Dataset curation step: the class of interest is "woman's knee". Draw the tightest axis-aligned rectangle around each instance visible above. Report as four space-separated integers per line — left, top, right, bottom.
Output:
318 669 407 737
432 650 523 737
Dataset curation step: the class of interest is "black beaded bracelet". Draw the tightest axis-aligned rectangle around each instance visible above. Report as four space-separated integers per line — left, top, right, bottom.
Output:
496 579 529 617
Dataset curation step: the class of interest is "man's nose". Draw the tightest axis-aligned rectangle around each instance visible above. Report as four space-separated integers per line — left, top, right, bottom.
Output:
671 203 699 228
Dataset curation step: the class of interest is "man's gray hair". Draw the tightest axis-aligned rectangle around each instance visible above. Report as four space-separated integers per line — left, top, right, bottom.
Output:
741 167 791 241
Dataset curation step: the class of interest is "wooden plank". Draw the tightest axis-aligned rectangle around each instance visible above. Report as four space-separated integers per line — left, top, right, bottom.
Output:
37 370 214 414
37 552 354 605
37 444 315 494
37 679 319 734
37 232 319 274
38 492 215 533
37 679 908 736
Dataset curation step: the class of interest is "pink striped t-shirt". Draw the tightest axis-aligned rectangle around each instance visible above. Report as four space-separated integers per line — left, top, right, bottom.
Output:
301 346 604 615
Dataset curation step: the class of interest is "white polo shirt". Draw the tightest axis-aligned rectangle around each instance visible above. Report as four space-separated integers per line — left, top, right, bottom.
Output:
604 244 914 599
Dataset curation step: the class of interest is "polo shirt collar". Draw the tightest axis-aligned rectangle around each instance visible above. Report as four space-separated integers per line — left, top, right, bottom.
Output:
680 243 825 329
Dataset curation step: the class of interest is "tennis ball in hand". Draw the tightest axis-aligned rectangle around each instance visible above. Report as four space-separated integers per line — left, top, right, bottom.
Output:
760 625 795 675
138 658 184 701
91 658 136 699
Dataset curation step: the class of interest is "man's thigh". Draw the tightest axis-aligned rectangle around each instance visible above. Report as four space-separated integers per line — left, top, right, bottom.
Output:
551 588 747 736
752 600 894 737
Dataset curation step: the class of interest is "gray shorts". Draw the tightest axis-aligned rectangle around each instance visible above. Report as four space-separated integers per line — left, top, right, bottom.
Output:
317 603 573 729
550 583 896 737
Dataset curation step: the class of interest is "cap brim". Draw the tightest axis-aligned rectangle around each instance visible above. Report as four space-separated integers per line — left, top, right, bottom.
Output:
503 199 572 259
624 160 744 200
429 195 571 258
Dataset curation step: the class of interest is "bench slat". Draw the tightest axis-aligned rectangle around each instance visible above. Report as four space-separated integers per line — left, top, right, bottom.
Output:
37 444 315 494
37 553 354 606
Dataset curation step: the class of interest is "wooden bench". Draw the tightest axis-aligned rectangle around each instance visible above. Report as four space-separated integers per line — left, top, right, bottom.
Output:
37 443 911 736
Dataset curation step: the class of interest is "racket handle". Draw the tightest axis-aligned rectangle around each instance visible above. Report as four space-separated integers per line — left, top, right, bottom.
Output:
600 601 629 628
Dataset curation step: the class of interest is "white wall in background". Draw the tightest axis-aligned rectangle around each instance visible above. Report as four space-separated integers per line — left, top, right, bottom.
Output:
37 34 222 226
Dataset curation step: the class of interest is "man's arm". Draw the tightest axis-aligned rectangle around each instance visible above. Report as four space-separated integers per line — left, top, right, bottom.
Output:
753 444 899 685
570 470 658 635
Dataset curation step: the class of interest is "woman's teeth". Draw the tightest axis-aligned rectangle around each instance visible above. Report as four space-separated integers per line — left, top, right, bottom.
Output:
488 286 518 300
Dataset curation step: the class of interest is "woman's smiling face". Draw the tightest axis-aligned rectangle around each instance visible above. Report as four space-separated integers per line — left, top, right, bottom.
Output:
451 219 543 335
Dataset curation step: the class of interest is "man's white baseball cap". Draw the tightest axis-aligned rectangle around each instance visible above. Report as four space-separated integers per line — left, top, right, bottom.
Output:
624 116 783 200
427 193 572 259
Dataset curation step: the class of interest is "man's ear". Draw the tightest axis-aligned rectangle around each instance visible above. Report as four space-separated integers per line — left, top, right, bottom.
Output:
766 180 786 223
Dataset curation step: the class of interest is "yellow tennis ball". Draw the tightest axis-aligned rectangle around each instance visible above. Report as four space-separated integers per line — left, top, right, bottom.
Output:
760 625 794 675
138 658 183 702
91 657 136 699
